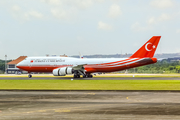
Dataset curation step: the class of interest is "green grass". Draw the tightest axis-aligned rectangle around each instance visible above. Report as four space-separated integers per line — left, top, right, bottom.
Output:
1 79 180 90
1 74 180 78
95 75 180 78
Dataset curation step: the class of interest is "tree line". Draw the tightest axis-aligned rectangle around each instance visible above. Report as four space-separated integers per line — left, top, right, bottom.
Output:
0 60 11 74
127 59 180 74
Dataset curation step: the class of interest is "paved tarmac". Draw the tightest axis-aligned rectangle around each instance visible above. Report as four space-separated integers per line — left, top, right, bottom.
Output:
1 91 180 120
1 77 180 80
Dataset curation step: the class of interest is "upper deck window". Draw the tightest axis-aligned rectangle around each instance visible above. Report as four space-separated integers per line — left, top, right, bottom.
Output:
9 65 15 68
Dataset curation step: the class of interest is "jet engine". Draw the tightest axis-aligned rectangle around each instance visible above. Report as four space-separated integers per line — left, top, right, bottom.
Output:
53 67 74 76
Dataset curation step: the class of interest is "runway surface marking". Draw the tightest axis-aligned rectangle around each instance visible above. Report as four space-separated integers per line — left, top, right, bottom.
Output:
0 104 113 116
86 93 96 95
1 91 180 119
1 99 147 117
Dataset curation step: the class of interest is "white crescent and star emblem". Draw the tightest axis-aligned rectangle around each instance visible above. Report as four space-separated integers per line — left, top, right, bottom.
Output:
145 42 156 51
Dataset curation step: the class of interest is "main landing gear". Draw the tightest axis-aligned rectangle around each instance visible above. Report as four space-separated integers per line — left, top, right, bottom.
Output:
73 70 93 78
74 74 80 78
85 74 93 78
73 73 93 78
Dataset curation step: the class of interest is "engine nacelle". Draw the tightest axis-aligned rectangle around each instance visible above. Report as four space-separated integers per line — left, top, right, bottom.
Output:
53 67 74 76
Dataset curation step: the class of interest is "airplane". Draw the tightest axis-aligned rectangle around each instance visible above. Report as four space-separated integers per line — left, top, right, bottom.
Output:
16 36 161 78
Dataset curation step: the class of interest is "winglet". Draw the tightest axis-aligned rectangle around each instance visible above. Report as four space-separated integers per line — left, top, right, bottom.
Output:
130 36 161 58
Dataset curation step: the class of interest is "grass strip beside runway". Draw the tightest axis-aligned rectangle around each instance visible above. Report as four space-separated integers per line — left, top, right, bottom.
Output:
0 80 180 90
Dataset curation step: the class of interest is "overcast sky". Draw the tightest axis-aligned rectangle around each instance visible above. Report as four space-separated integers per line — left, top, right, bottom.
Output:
0 0 180 59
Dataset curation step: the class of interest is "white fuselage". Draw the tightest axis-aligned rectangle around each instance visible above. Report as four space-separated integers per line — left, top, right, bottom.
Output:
17 56 156 74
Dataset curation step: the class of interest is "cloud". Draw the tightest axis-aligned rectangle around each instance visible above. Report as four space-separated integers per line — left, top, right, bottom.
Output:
67 0 104 9
41 0 99 21
158 13 171 21
98 21 113 30
51 8 67 19
96 0 104 3
131 22 152 32
73 0 94 9
12 5 21 11
11 5 43 21
40 0 62 6
51 7 77 20
28 11 43 19
10 0 104 22
41 0 99 9
132 12 172 32
147 13 171 25
147 17 156 24
150 0 174 9
108 4 122 18
176 29 180 34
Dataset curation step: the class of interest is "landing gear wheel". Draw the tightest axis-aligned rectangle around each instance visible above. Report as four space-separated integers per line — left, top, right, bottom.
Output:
74 74 80 78
90 75 93 78
83 75 86 78
77 75 80 78
28 74 32 78
86 74 93 78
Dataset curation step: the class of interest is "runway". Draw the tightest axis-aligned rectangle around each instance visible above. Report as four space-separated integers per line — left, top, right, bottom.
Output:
0 91 180 120
0 77 180 80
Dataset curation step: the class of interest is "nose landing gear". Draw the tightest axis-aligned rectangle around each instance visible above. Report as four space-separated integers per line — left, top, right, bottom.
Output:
28 74 32 78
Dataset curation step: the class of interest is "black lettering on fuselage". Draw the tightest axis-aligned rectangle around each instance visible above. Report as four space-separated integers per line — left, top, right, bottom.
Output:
32 59 65 63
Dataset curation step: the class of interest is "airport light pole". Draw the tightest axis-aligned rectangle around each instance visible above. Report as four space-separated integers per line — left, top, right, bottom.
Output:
5 55 7 74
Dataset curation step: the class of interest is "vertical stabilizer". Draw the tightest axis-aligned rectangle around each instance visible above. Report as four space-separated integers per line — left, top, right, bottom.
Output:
130 36 161 58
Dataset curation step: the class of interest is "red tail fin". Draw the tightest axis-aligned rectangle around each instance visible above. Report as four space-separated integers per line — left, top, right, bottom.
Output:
130 36 161 58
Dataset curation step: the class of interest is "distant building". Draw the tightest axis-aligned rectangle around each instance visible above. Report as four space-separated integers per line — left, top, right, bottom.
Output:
167 57 180 62
7 56 28 74
60 54 68 57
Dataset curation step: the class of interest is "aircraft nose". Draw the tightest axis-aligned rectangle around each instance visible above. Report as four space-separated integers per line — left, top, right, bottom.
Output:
16 63 20 68
16 61 23 67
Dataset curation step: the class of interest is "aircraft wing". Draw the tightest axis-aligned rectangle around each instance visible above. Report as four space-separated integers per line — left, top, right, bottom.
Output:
72 64 87 70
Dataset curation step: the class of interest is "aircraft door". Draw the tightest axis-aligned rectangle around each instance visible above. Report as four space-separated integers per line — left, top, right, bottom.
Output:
29 60 33 68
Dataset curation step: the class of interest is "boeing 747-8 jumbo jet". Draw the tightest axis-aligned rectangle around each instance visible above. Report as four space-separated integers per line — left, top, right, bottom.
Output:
17 36 161 78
